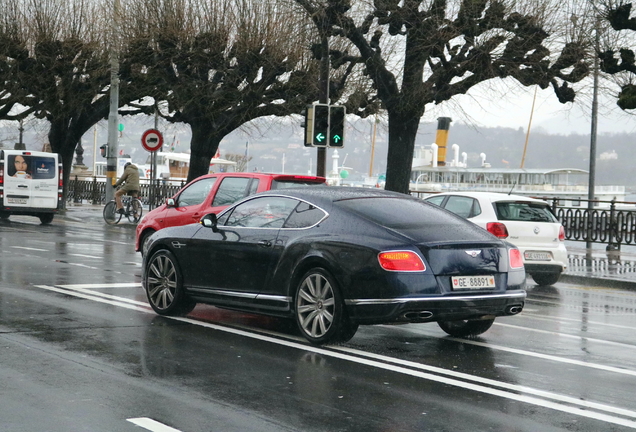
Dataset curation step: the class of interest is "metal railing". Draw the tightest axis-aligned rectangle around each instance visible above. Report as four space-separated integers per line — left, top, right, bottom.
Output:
66 177 185 206
543 197 636 249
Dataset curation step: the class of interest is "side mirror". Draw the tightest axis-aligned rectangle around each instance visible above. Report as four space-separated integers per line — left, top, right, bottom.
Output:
200 213 219 232
166 198 175 207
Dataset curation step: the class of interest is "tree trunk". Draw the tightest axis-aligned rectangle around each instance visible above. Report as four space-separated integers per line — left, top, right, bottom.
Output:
384 109 421 194
48 120 91 209
187 122 222 183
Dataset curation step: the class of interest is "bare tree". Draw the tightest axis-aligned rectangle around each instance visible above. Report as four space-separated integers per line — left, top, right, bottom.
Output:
121 0 377 182
598 1 636 109
292 0 591 193
0 0 143 203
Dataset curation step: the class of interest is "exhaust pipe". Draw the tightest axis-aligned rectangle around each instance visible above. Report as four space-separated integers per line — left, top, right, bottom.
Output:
403 311 434 321
506 305 523 315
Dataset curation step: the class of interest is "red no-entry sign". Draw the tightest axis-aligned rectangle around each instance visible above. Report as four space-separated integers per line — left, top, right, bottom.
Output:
141 129 163 152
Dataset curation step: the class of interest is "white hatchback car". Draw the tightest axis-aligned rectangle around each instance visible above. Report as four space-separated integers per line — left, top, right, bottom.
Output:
424 191 567 285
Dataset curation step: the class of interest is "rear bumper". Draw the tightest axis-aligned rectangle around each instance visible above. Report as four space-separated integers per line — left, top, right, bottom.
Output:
524 263 564 275
0 206 57 216
345 290 526 325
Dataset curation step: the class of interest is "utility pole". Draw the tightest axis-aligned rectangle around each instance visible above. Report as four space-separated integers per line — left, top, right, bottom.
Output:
105 0 120 203
587 19 600 252
317 29 329 177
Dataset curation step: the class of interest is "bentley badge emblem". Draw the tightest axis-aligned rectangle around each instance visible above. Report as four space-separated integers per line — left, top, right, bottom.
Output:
465 250 481 258
534 226 540 234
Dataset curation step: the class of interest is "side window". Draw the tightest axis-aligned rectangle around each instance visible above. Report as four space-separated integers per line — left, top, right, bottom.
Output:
177 177 216 207
425 196 445 206
247 179 259 195
444 196 479 219
212 177 251 207
283 201 326 228
225 197 299 228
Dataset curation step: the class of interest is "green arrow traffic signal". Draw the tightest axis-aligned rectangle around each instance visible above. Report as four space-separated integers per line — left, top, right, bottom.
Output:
316 132 326 143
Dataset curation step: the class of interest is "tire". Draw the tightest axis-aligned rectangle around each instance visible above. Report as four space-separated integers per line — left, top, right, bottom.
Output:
294 267 356 345
127 199 143 223
145 249 196 316
140 229 156 257
39 214 54 224
531 272 561 286
103 201 121 225
438 318 495 337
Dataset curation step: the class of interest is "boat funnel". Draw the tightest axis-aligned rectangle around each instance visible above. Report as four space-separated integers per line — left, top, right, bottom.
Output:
435 117 452 166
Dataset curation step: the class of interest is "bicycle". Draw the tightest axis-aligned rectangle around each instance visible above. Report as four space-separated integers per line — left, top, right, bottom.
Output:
103 193 143 225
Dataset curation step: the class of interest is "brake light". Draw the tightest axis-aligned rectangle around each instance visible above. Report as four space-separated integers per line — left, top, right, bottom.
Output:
558 225 565 241
509 248 524 269
58 165 63 188
378 251 426 272
22 152 31 155
487 222 509 238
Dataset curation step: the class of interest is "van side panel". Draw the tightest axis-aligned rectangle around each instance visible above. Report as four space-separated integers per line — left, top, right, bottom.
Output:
1 150 61 219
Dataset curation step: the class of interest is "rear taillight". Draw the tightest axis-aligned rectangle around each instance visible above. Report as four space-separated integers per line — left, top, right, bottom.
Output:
487 222 509 238
0 162 3 186
58 165 63 188
378 251 426 272
509 248 524 269
558 225 565 241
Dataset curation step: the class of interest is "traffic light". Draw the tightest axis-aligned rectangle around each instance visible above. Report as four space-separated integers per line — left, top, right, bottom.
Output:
100 144 108 158
313 104 329 146
329 105 345 147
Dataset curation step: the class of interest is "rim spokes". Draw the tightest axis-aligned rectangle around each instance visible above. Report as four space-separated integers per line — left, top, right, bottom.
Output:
147 254 177 310
297 273 335 338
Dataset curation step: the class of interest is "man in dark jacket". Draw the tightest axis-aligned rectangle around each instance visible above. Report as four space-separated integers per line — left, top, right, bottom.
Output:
114 162 140 214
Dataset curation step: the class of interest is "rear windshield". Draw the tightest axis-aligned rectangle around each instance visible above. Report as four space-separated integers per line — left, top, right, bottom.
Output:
494 202 557 222
270 180 325 190
335 197 469 229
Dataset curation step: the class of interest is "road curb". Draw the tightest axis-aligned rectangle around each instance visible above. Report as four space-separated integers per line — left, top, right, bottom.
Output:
559 273 636 291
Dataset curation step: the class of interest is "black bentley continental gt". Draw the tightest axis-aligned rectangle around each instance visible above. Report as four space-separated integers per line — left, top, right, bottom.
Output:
142 187 526 344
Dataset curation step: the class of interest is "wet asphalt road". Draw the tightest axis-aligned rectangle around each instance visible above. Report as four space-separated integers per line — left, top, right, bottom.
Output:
1 213 636 431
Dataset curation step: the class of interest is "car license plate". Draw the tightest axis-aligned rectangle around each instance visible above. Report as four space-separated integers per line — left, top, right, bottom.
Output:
524 251 552 261
7 198 27 204
451 275 496 290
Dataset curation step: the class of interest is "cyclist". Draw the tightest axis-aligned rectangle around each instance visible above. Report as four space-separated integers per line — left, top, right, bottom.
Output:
114 162 140 214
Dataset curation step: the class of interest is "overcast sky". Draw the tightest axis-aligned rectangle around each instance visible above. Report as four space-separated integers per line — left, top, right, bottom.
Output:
421 76 636 136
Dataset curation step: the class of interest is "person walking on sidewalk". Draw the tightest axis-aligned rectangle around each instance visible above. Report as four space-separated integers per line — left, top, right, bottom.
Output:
114 162 140 214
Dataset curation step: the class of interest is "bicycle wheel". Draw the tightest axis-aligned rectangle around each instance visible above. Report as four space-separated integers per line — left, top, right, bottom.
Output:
103 201 122 225
127 199 143 223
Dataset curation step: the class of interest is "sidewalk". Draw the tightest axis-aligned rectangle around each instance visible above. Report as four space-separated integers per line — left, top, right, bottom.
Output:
58 204 636 290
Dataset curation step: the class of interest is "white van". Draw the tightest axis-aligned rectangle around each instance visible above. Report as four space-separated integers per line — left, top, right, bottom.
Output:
0 150 63 224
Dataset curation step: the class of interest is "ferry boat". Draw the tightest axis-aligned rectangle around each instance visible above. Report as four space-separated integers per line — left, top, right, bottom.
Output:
410 144 626 204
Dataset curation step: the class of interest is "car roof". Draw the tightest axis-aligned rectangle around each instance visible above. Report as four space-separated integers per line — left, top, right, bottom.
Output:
429 191 549 204
257 186 410 204
194 172 326 182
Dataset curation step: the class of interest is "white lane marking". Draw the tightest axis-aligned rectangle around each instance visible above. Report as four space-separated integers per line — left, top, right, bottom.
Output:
34 284 636 429
11 246 47 252
333 345 636 419
127 417 181 432
69 253 101 259
521 312 636 331
57 283 142 289
442 336 636 377
495 322 636 350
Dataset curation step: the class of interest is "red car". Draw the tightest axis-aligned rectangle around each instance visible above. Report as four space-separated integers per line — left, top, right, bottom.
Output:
135 172 326 254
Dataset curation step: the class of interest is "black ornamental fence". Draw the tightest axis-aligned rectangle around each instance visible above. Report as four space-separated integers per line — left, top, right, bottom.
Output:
65 177 185 207
541 197 636 250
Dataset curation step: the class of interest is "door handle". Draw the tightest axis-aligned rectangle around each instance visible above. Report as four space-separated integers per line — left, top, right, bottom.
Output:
258 240 272 247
